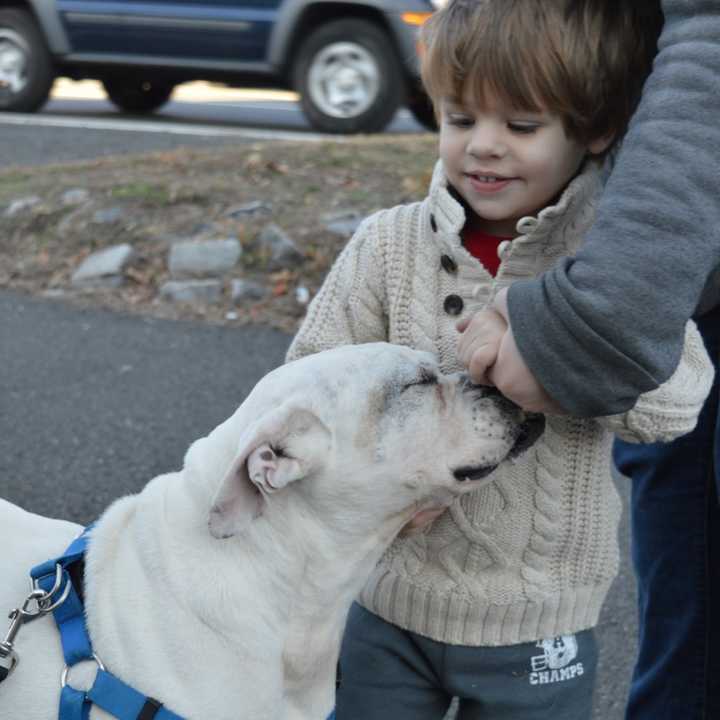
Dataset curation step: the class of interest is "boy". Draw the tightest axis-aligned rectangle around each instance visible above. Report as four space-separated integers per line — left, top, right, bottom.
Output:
286 1 712 717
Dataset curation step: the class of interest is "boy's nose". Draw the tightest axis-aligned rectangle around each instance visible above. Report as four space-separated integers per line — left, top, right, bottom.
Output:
466 124 506 159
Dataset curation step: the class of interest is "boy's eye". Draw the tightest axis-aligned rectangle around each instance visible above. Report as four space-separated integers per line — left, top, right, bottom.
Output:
507 122 540 134
446 114 474 128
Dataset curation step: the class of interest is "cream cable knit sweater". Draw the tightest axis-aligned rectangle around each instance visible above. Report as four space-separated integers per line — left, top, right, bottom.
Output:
287 160 714 646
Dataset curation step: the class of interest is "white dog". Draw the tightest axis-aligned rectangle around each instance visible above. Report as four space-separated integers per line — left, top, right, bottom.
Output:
0 343 543 720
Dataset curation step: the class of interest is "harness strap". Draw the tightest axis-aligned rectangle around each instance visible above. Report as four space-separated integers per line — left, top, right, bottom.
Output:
59 684 90 720
32 531 93 667
89 670 179 719
30 528 184 720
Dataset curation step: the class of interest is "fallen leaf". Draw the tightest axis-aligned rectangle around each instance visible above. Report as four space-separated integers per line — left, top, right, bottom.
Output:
272 280 288 296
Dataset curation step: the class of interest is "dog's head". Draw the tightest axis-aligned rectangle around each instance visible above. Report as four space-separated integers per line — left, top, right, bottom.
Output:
205 343 544 539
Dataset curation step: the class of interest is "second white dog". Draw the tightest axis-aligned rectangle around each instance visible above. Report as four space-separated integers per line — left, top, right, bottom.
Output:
0 342 544 720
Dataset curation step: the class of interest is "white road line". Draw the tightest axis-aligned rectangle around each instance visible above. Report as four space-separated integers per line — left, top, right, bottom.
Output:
0 112 338 142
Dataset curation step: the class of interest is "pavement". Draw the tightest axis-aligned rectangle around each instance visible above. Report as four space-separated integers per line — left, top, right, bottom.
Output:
0 289 290 523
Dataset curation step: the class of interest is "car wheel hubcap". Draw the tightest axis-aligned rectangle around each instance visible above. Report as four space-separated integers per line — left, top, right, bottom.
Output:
307 41 380 119
0 30 29 94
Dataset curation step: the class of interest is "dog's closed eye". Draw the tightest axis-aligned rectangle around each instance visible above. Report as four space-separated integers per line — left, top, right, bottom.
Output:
402 368 438 391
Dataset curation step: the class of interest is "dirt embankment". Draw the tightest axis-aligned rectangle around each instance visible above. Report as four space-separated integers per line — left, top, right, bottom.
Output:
0 135 437 331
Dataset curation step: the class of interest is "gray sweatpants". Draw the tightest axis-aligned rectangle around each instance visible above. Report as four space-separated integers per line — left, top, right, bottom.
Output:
336 604 598 720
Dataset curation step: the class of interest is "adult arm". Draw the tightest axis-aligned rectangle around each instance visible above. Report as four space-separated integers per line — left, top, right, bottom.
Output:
507 1 720 417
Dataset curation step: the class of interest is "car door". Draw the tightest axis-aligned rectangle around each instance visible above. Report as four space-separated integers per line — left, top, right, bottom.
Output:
58 0 282 64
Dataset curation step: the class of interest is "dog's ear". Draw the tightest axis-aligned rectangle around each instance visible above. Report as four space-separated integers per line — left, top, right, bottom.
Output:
208 404 328 539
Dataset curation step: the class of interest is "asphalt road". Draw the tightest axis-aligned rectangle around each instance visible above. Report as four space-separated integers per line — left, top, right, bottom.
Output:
0 290 638 719
0 90 426 168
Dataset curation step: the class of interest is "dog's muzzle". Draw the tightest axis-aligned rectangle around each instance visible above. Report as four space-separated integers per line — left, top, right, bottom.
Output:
458 375 546 463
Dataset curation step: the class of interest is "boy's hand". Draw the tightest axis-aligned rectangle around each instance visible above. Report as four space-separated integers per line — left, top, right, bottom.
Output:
456 309 507 386
457 289 565 414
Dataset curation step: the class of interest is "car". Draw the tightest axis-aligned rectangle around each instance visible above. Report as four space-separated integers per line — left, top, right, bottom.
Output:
0 0 442 134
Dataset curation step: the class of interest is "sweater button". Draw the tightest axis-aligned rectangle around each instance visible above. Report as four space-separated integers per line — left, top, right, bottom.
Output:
440 254 457 274
430 214 438 232
517 217 538 233
444 294 464 316
497 240 511 259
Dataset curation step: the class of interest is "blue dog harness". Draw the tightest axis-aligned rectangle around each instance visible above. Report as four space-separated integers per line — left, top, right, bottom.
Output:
1 527 336 720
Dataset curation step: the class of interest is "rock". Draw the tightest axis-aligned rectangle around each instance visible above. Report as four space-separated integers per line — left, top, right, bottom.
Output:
78 275 126 289
159 280 223 304
61 189 90 206
92 207 123 224
225 201 272 218
231 278 268 304
71 244 135 288
295 286 310 305
169 237 242 277
322 210 365 239
257 224 304 270
4 196 41 217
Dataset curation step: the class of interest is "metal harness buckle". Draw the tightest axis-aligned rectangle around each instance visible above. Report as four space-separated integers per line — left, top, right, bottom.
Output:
0 564 71 681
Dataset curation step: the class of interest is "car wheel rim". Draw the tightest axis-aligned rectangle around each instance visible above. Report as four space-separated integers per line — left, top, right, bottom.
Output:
0 30 29 95
307 41 380 119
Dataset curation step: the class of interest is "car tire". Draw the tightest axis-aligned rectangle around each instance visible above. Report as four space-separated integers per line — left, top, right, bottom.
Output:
407 90 438 132
103 78 175 114
293 19 404 134
0 8 54 113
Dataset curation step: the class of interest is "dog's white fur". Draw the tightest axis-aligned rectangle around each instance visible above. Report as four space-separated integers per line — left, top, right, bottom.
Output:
0 343 542 720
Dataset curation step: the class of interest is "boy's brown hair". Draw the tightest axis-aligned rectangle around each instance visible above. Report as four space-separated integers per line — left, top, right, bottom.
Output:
420 0 663 148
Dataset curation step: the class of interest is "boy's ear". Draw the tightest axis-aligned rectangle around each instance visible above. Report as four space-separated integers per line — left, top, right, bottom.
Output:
587 133 615 156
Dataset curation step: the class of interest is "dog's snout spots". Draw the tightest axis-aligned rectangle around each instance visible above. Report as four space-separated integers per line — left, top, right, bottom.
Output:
260 450 273 461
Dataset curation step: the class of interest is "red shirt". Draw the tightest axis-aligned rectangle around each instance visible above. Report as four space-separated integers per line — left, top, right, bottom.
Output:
461 226 512 276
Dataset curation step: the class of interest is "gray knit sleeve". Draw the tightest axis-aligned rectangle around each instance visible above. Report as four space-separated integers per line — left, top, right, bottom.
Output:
507 1 720 417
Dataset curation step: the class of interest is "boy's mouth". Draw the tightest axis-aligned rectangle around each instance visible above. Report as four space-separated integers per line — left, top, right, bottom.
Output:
467 172 510 181
465 172 515 193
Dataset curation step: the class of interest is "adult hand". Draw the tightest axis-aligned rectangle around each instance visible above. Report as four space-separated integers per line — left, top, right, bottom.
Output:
489 289 565 414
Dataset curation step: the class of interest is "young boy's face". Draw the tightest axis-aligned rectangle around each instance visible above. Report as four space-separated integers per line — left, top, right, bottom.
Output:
438 89 607 236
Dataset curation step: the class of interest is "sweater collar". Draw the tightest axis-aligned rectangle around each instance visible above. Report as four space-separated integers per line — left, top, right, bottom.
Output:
426 158 603 247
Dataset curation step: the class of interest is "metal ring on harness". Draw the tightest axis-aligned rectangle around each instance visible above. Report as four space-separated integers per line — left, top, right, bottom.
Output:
34 564 73 614
61 653 106 689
